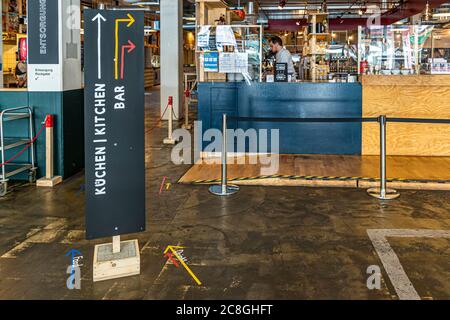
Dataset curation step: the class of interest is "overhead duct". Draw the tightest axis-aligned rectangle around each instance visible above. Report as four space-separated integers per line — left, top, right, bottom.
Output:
246 1 255 14
244 1 258 24
268 0 449 31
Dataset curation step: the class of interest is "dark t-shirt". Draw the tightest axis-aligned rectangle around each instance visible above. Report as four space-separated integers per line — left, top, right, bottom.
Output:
16 61 27 76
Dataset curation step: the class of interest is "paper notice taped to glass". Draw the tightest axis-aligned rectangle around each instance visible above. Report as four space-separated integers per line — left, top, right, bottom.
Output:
219 52 248 73
216 25 237 49
197 26 211 48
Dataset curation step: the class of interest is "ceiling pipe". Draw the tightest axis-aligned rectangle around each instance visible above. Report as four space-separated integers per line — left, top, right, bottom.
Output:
267 0 449 31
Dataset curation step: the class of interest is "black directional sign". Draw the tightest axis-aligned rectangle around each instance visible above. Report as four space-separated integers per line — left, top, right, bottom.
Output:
28 0 59 64
84 9 145 239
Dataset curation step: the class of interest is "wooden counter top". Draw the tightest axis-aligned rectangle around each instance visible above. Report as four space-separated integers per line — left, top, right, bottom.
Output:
0 88 27 92
362 74 450 86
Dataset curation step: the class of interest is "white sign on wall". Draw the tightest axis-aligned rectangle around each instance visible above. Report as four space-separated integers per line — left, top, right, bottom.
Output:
28 0 81 92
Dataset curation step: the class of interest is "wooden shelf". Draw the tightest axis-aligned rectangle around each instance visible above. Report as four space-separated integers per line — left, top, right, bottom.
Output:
308 33 330 36
307 12 329 23
196 0 228 9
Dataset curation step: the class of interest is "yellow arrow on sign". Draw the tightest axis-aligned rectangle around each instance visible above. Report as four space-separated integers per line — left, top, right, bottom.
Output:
115 14 136 80
164 245 202 286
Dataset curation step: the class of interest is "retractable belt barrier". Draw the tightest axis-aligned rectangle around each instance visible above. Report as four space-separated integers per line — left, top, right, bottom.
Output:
208 114 450 200
228 116 378 123
228 116 450 124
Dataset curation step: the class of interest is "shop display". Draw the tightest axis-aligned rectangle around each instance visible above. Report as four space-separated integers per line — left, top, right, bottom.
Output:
313 62 329 81
302 12 330 82
430 58 450 74
357 25 446 75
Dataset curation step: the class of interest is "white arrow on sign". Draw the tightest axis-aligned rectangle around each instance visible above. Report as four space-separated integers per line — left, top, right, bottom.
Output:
92 13 106 80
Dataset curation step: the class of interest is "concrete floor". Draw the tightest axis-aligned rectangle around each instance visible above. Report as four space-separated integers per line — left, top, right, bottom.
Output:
0 87 449 300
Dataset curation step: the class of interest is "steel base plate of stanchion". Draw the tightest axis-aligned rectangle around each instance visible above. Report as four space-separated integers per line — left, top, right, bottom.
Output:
209 184 240 196
367 187 400 200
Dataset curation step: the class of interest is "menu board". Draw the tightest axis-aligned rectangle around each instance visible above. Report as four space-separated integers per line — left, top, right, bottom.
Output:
275 63 288 82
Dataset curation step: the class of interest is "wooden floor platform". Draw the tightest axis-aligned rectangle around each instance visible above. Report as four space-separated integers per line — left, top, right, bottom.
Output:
179 155 450 190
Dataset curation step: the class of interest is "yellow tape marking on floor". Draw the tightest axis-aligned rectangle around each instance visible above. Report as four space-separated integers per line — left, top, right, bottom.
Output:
164 245 202 286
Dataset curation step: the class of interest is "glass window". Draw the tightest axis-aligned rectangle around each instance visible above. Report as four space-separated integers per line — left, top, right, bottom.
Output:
358 25 439 75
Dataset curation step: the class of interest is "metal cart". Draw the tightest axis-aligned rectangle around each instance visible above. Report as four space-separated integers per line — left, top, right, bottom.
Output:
0 106 37 196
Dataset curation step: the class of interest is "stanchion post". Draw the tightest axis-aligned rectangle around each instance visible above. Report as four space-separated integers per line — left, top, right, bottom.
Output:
163 96 176 145
36 115 62 187
112 235 121 254
367 115 400 200
182 89 192 130
209 114 239 196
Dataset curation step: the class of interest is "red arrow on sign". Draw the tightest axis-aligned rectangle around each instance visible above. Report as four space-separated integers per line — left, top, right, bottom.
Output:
120 40 136 79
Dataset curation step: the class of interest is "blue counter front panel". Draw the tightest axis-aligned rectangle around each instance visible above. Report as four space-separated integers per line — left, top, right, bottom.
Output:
198 82 362 155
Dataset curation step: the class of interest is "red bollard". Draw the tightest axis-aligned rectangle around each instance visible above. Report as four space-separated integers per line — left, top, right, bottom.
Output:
36 115 62 187
163 96 176 144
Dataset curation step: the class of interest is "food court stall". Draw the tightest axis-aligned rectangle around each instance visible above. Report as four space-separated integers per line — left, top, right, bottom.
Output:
196 14 362 155
196 2 450 158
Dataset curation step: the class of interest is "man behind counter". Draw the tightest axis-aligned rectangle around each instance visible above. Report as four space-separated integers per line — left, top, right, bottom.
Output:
269 36 296 80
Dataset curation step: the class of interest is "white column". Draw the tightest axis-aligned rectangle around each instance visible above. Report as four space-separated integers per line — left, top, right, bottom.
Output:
160 0 183 120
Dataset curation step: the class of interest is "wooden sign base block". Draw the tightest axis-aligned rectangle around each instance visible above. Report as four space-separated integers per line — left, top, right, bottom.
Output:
36 176 63 187
163 137 176 145
93 239 140 282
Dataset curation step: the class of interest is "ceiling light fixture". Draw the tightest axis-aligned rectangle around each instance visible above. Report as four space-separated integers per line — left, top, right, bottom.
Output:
424 1 431 21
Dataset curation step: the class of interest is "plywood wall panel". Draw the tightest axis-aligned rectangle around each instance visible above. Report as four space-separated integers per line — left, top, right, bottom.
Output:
362 75 450 156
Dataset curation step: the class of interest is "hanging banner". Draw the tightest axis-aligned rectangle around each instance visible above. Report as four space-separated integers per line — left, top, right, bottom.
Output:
28 0 59 64
27 0 81 92
84 9 145 239
27 0 61 91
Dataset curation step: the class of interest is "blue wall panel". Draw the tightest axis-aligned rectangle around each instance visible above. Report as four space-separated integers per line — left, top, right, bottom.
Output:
0 89 84 180
198 82 362 155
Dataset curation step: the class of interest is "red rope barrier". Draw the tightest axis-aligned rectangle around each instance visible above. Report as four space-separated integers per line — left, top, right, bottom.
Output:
0 115 48 168
146 98 173 133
